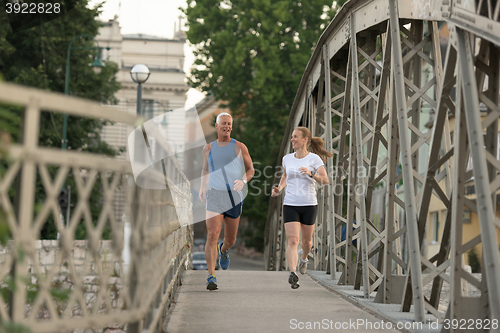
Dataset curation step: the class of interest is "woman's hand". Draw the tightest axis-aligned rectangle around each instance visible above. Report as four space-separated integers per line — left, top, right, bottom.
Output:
299 167 312 177
271 186 280 197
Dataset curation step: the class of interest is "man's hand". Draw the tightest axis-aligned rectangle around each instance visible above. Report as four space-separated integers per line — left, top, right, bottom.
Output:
233 179 245 192
199 189 206 203
271 186 280 197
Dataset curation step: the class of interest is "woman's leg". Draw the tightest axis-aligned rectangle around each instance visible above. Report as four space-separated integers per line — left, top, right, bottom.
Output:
284 222 301 272
300 224 315 261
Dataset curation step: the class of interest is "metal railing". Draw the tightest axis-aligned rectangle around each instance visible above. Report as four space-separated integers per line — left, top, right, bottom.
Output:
0 82 192 332
264 0 500 325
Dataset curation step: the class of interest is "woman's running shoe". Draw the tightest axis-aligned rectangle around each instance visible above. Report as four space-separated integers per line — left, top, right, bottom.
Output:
288 271 300 289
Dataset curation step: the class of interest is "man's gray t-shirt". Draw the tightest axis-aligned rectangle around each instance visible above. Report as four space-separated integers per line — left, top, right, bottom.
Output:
207 138 245 192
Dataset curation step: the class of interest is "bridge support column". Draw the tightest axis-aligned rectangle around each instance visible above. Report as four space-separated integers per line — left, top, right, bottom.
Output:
455 26 500 325
388 0 425 322
350 14 371 298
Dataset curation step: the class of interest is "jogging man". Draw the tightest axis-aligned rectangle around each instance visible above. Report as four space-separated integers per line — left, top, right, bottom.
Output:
199 112 254 290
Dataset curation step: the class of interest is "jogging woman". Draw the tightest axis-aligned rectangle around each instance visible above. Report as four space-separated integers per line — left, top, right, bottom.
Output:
271 127 332 289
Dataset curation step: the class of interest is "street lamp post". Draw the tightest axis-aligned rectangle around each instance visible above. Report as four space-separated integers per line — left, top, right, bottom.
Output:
63 34 109 150
130 64 150 116
130 64 151 173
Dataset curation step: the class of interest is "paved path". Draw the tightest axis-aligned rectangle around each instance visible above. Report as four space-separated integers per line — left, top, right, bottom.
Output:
226 253 264 271
166 270 402 333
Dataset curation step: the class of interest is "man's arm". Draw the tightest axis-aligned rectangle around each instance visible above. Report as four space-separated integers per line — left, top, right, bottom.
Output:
199 144 209 202
234 142 255 191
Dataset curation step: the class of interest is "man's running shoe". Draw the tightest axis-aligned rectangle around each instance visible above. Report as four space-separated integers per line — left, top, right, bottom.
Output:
288 271 300 289
298 249 308 275
206 274 218 290
218 241 230 270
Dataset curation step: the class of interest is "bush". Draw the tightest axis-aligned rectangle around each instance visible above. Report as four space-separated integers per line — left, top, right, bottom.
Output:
468 248 481 273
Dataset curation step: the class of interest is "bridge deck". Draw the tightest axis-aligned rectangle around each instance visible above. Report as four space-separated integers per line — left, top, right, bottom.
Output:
166 270 401 333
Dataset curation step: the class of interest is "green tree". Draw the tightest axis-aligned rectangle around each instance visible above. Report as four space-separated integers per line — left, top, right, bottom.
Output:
184 0 345 250
0 0 122 240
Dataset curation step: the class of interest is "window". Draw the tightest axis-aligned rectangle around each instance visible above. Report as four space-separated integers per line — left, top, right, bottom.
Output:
467 133 500 170
463 209 471 223
142 99 155 119
432 212 439 243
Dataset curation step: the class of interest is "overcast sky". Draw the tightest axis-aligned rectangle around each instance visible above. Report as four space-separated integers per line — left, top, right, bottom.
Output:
88 0 205 108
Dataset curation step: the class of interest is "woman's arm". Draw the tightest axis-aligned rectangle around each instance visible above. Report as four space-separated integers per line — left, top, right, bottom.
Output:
271 169 287 197
300 165 329 185
312 165 329 185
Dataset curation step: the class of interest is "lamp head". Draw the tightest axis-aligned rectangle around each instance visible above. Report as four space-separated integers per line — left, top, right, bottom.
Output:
131 64 150 84
91 55 104 74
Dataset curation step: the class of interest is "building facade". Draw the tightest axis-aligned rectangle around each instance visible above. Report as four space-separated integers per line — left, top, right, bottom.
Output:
96 18 189 219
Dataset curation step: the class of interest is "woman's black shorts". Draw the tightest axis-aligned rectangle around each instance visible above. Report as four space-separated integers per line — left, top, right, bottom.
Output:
283 205 318 225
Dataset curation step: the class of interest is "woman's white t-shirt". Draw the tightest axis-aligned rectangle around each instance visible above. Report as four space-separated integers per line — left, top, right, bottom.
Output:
282 152 324 206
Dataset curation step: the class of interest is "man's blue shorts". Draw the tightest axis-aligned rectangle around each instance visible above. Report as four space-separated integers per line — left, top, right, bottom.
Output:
206 189 243 219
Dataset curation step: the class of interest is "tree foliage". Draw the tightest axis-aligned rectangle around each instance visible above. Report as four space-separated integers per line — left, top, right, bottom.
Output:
0 0 122 239
468 248 481 273
184 0 346 250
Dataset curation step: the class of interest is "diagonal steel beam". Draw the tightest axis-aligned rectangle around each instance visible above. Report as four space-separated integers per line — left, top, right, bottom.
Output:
323 45 337 280
350 14 370 298
456 26 500 322
389 0 425 322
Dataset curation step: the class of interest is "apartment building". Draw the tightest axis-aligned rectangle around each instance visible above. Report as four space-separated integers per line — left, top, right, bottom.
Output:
96 17 189 219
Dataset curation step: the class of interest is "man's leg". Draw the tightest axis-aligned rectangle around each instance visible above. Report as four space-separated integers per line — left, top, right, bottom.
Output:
220 215 241 253
215 215 240 270
206 212 223 276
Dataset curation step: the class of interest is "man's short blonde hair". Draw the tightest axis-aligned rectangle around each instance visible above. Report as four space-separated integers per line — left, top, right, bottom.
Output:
216 112 232 125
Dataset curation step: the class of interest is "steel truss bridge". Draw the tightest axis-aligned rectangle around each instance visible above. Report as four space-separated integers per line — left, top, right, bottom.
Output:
1 0 500 331
264 0 500 325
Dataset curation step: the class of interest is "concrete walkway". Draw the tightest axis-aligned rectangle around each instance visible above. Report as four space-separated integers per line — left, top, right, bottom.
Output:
166 270 402 333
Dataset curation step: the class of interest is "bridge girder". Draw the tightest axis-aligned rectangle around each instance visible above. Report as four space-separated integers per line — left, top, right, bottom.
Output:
265 0 500 326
